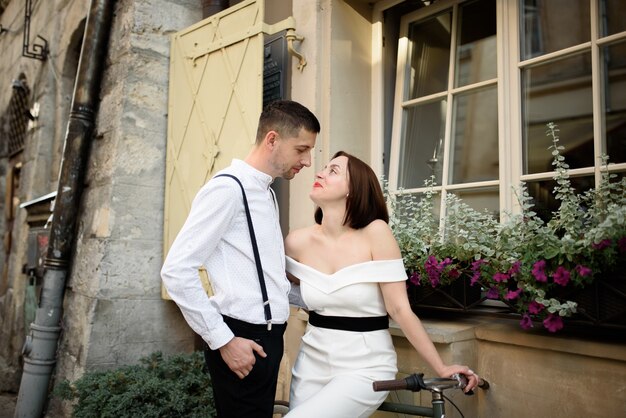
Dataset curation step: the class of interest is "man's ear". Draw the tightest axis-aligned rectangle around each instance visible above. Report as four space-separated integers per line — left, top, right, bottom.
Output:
264 130 279 149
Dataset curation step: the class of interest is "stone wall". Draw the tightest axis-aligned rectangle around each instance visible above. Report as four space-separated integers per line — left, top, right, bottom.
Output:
0 0 204 408
0 0 91 393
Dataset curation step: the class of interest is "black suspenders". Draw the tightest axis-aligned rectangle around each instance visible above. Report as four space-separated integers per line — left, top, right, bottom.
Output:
215 174 273 330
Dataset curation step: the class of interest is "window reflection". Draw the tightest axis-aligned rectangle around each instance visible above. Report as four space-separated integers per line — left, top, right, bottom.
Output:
521 0 590 60
408 12 451 99
525 176 594 223
456 0 497 87
603 0 626 36
603 41 626 164
399 100 446 189
451 87 499 183
455 187 499 218
522 53 594 174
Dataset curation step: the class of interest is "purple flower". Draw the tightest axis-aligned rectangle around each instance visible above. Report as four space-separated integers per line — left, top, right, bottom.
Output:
543 314 564 333
532 260 548 283
486 287 500 299
592 239 612 250
471 259 487 271
409 272 421 286
618 237 626 253
508 261 522 276
470 271 481 286
528 301 545 315
552 266 571 286
520 314 533 330
504 288 522 300
424 256 442 287
574 265 591 278
493 272 509 283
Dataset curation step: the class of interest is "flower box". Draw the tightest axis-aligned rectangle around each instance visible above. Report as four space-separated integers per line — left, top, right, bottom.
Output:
409 274 483 311
548 269 626 329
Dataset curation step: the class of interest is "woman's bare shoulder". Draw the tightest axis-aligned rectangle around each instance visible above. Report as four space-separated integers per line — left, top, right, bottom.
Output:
363 219 401 259
285 225 317 258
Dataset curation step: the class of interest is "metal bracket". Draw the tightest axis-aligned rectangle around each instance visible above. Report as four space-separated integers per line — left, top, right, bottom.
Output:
285 29 306 72
23 0 48 60
0 24 8 35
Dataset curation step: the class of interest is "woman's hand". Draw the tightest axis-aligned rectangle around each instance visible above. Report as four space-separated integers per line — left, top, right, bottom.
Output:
437 364 480 393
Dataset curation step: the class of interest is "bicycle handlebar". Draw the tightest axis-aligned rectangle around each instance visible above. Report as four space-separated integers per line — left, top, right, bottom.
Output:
373 373 490 393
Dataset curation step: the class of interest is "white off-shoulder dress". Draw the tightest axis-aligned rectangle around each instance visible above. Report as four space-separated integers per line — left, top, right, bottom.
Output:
285 256 407 418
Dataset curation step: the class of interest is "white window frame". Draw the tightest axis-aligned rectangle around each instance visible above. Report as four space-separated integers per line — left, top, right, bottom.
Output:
374 0 626 222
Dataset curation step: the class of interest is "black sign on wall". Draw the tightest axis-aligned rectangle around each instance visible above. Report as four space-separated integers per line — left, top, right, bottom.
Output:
263 32 291 106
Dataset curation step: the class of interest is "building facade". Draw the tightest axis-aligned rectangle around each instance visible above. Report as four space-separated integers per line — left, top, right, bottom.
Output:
0 0 624 417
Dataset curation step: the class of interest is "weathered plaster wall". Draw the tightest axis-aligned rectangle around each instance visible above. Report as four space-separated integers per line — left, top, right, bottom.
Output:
51 2 202 412
0 0 90 393
0 0 203 407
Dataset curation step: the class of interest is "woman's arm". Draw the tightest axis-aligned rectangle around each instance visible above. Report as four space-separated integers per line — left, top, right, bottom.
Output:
367 221 479 391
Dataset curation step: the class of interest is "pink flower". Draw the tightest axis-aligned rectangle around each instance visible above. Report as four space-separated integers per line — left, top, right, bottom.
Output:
505 288 523 300
486 287 499 299
470 271 481 286
471 259 487 271
528 301 545 315
409 272 421 286
592 239 612 250
543 314 564 333
508 261 522 276
493 272 509 283
552 266 571 286
520 314 533 330
532 260 548 283
574 265 591 277
448 268 461 279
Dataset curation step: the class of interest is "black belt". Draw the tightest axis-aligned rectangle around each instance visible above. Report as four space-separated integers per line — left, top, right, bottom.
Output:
223 316 287 337
308 311 389 332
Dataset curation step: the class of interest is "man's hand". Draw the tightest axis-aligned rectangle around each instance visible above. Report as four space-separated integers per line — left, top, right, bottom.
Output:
219 337 267 379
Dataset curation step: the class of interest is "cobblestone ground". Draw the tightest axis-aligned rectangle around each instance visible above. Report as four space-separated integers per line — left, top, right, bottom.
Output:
0 393 17 418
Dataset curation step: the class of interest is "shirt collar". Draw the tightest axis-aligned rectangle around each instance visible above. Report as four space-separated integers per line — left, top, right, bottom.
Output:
232 159 273 189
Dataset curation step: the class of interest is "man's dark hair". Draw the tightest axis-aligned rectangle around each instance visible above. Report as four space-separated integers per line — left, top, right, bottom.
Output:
256 100 320 143
314 151 389 229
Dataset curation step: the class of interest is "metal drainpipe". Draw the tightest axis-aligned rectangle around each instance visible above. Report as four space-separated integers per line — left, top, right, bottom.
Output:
202 0 229 18
14 0 115 416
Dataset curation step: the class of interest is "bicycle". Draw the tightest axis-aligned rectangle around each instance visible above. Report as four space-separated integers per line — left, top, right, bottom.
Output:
273 373 489 417
373 372 490 417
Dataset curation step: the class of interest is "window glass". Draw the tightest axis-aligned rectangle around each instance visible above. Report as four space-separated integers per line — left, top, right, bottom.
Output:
525 175 594 223
398 100 447 189
603 0 626 36
521 0 590 60
522 53 593 174
456 0 497 87
603 41 626 164
408 12 452 99
455 187 499 217
451 87 499 183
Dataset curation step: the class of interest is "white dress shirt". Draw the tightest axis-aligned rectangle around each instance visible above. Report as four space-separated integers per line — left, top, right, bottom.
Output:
161 159 290 349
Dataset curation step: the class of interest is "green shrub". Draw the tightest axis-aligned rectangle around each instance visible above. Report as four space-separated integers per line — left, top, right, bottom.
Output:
54 351 215 418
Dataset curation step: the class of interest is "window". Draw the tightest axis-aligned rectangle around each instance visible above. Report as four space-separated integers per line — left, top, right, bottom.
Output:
5 74 31 157
389 0 499 218
387 0 626 222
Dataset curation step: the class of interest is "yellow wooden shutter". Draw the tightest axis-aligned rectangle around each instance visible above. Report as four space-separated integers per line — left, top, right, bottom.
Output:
163 0 303 298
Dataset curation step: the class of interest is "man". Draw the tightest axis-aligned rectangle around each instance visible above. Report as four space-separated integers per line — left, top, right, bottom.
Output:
161 100 320 417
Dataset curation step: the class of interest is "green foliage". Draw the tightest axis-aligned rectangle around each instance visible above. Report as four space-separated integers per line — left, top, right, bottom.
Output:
54 351 215 418
387 123 626 332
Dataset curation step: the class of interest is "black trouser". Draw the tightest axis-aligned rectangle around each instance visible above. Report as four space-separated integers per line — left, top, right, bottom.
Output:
203 316 287 418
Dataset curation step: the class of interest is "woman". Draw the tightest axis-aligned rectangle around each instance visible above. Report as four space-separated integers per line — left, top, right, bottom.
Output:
284 151 479 417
